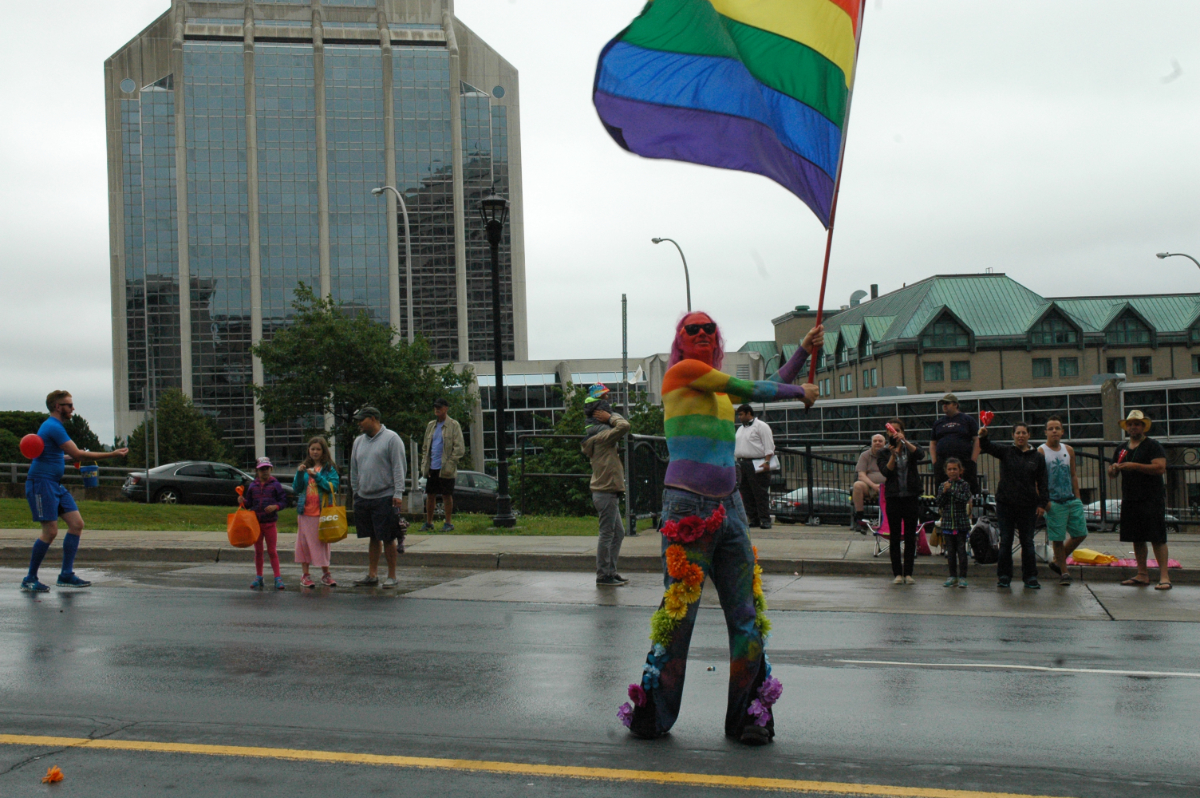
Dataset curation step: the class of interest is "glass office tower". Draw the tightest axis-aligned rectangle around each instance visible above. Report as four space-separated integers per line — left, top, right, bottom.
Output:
106 0 525 466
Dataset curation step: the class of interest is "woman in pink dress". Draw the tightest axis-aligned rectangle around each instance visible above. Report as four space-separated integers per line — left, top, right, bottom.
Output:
293 437 340 588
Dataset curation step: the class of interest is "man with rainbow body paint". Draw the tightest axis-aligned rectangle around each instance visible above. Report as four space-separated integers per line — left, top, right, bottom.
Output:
620 312 822 745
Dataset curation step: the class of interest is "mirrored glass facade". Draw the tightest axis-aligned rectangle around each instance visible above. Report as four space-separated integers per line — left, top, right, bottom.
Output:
109 4 522 465
123 85 183 413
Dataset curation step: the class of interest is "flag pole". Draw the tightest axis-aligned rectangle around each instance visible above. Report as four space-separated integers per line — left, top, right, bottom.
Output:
808 0 867 385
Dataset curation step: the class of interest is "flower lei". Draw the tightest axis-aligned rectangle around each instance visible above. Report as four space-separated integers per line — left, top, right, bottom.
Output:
618 504 725 727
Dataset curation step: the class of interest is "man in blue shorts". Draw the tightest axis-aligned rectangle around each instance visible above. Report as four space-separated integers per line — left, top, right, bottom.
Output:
22 390 129 592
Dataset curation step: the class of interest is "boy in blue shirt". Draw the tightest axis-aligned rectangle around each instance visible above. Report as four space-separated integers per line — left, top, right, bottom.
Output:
22 390 129 592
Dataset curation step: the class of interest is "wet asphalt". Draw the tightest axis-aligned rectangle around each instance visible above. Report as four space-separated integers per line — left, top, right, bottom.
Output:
0 565 1197 798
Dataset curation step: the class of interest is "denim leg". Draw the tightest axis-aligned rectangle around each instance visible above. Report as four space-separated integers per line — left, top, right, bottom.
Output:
996 506 1016 580
708 492 769 737
632 490 720 736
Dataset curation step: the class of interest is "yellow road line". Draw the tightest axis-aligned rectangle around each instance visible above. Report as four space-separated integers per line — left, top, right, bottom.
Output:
0 734 1071 798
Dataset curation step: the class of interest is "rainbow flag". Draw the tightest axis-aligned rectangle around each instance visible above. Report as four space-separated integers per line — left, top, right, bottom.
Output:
593 0 863 228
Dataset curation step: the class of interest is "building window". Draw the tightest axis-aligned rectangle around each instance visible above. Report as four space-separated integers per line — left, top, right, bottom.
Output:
921 318 970 349
923 361 944 382
951 361 971 381
864 339 873 358
1030 314 1078 346
1032 358 1052 378
871 368 878 387
1059 357 1079 377
736 364 751 379
1193 355 1200 374
1106 314 1152 345
1133 356 1152 375
862 369 870 389
1107 357 1126 374
1191 326 1200 343
837 344 848 365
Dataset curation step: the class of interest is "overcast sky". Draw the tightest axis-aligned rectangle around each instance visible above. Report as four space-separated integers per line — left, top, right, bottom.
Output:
1 0 1197 443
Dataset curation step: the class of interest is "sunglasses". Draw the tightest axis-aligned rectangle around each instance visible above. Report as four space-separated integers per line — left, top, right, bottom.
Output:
683 323 717 335
58 403 74 409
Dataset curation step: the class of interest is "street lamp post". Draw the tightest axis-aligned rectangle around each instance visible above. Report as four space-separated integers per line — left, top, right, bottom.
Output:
651 237 691 312
371 186 414 344
1157 252 1200 270
481 192 517 528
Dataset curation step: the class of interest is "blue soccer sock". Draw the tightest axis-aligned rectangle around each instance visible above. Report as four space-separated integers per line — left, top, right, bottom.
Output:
28 539 51 580
60 533 81 576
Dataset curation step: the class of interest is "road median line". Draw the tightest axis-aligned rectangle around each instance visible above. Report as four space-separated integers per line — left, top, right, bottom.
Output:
0 733 1074 797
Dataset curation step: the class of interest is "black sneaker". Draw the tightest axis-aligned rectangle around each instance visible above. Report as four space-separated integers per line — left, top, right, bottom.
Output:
611 574 631 585
57 574 91 588
997 577 1011 588
1024 580 1041 589
596 576 625 586
739 725 772 746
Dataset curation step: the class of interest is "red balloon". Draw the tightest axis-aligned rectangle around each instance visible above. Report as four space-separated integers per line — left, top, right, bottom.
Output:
20 434 44 460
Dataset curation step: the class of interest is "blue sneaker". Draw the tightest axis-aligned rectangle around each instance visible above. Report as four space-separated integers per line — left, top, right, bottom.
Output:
957 579 968 588
251 576 265 590
441 522 455 532
21 577 50 593
57 573 91 588
274 577 285 591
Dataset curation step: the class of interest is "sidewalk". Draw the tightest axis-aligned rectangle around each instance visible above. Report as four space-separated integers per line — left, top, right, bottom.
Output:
1 525 1195 583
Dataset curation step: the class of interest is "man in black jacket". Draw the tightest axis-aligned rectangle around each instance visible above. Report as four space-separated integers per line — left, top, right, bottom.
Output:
979 421 1049 589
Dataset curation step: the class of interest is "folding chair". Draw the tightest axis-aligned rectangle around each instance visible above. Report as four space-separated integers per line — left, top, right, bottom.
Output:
869 485 891 557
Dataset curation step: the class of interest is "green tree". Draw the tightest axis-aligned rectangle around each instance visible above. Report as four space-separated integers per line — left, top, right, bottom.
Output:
0 410 105 459
508 386 665 516
123 389 235 468
0 429 20 463
251 285 474 465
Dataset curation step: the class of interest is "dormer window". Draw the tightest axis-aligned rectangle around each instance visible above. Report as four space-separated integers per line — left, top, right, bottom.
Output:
1030 313 1078 346
1106 313 1151 346
921 317 969 349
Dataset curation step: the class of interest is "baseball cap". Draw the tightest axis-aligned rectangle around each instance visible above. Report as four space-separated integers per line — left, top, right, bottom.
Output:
353 406 381 422
940 393 959 404
584 384 610 404
255 456 273 470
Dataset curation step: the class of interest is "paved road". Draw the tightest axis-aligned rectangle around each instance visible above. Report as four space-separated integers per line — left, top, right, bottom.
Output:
0 566 1196 797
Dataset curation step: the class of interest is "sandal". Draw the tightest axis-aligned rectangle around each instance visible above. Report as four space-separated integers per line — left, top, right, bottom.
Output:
1120 577 1150 586
1155 582 1173 591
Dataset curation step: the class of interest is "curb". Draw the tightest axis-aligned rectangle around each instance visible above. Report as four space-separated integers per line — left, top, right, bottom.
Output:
0 546 1193 583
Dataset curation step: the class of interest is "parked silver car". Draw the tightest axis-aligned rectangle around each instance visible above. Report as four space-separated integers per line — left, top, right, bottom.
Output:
1081 500 1179 534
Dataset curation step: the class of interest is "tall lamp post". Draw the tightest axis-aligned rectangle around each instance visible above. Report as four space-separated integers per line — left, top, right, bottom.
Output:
651 237 691 312
1157 251 1200 270
371 186 414 344
481 191 517 528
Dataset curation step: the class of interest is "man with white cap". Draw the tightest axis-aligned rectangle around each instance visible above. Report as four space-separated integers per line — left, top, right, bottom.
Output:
1108 410 1171 590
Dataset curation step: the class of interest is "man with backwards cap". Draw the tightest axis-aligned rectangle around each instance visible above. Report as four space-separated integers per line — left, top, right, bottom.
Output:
931 393 980 496
349 406 407 588
581 383 632 586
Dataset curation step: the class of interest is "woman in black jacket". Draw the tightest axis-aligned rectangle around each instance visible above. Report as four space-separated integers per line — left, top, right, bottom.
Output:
878 418 925 584
978 421 1049 589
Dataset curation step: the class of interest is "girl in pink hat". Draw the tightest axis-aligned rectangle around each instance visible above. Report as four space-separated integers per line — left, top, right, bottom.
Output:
241 456 289 590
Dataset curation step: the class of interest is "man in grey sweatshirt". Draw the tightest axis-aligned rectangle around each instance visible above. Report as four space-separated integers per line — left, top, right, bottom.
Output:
349 406 407 588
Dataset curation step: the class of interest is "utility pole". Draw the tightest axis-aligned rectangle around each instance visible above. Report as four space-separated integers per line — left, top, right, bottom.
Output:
622 294 634 537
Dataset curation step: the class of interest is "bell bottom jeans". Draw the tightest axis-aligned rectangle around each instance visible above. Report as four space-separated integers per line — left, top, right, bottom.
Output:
633 488 770 738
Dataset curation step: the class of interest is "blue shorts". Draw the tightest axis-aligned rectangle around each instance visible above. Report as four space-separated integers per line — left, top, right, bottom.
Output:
26 479 78 523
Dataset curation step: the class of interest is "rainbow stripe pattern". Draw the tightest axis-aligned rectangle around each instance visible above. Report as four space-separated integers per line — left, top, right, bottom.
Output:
594 0 862 227
662 359 808 497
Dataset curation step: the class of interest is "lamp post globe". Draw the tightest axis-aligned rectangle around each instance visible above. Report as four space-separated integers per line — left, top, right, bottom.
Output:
480 191 516 528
